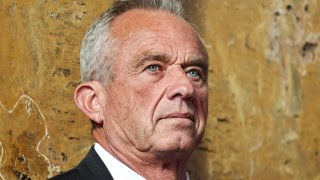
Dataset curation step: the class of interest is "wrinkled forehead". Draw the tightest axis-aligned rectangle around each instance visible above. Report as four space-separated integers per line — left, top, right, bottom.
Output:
109 9 207 54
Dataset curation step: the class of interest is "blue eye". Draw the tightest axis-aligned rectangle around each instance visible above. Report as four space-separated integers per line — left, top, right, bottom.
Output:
147 65 160 72
187 70 200 78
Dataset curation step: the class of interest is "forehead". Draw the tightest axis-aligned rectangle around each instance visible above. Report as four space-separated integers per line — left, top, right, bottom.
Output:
110 9 203 46
109 9 208 65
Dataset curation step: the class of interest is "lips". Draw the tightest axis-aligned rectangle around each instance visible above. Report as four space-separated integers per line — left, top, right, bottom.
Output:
161 112 195 122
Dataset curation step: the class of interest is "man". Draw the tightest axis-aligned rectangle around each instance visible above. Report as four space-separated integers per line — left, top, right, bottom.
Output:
51 0 208 179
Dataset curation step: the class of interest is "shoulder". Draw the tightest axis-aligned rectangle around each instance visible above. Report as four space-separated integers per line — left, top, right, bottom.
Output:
49 146 113 180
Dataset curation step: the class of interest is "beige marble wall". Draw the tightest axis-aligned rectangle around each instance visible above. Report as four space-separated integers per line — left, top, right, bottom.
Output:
0 0 319 179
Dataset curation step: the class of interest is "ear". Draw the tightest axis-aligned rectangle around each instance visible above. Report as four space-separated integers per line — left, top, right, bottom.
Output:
74 81 106 125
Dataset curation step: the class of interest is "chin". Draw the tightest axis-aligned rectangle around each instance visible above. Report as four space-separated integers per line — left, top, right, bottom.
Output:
152 135 199 158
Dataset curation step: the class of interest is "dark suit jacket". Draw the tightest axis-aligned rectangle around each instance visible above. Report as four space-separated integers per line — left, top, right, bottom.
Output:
50 146 113 180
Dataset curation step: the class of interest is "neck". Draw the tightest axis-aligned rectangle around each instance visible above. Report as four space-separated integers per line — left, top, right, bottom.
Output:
93 127 189 180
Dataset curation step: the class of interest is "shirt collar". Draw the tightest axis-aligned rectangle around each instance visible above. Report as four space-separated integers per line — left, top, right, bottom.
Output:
94 143 145 180
94 143 190 180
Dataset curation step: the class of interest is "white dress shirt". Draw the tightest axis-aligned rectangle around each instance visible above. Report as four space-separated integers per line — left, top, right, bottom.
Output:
94 143 145 180
94 143 190 180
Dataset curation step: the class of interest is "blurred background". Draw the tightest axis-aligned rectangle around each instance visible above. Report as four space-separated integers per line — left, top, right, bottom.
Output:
0 0 319 179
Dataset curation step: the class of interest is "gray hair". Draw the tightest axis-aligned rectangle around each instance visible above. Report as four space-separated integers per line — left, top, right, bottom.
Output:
79 0 185 86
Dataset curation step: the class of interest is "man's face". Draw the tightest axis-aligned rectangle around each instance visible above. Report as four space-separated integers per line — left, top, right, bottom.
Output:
102 9 208 157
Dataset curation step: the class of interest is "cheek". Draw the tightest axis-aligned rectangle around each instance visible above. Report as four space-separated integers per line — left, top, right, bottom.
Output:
115 80 154 118
105 78 135 121
197 88 209 118
132 83 159 119
132 80 163 104
131 81 169 128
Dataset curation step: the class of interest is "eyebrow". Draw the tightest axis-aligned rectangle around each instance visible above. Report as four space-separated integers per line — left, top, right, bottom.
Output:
183 57 209 73
133 51 209 73
134 51 171 69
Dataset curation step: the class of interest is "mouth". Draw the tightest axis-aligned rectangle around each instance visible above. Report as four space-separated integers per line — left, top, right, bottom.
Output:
162 112 195 122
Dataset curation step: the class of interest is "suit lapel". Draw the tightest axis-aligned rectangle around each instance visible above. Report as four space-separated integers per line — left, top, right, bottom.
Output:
77 146 114 180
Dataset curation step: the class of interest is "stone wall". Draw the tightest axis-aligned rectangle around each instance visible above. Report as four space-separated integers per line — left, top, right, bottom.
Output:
0 0 319 179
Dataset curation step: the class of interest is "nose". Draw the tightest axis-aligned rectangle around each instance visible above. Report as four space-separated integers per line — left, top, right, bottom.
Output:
166 68 195 100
